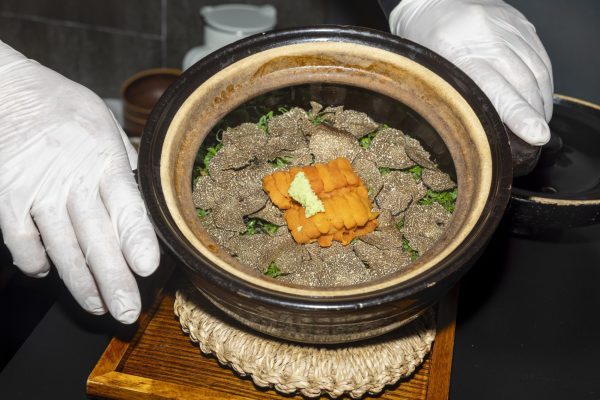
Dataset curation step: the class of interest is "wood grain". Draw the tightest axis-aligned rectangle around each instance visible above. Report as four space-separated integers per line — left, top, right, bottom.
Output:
87 274 457 400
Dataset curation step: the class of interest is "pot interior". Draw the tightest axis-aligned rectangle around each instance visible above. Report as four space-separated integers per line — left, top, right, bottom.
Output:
158 41 494 297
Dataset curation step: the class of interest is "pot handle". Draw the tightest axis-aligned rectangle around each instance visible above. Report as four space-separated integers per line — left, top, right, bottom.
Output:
506 128 541 178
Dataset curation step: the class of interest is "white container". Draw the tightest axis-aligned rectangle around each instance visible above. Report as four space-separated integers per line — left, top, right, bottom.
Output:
182 4 277 70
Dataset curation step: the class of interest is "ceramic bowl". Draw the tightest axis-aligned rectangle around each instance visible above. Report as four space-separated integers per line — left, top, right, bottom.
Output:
121 68 181 136
138 26 513 343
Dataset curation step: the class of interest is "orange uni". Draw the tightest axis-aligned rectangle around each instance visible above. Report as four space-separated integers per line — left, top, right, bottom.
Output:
262 157 378 247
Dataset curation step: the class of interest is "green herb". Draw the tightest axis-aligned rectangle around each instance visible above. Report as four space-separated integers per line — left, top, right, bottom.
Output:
378 167 392 176
243 218 279 236
418 188 458 213
358 130 378 149
358 124 388 149
196 208 211 218
269 156 292 168
395 219 405 231
309 114 326 126
402 237 419 261
406 165 423 181
257 107 289 133
265 262 283 278
257 110 275 133
202 143 223 172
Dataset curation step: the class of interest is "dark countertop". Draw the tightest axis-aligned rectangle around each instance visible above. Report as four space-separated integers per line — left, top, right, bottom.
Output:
1 221 599 399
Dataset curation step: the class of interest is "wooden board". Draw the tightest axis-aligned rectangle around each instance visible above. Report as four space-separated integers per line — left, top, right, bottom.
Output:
87 273 457 400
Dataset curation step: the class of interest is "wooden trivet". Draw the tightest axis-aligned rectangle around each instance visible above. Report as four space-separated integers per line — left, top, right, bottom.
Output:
175 288 435 399
87 271 457 400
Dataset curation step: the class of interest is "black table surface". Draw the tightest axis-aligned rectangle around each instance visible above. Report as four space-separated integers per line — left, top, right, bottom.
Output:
1 221 599 399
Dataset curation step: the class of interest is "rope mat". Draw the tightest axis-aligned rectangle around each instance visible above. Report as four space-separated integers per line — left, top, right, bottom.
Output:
175 288 436 399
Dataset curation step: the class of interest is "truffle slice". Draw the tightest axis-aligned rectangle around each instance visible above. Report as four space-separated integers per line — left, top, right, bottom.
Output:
309 125 362 163
353 241 411 277
228 233 293 271
213 123 268 169
376 171 427 215
359 227 404 251
249 199 286 226
264 109 309 158
329 109 380 138
421 168 456 191
403 202 452 255
314 243 371 286
197 213 238 251
192 175 224 210
404 135 436 169
352 156 384 200
366 128 415 169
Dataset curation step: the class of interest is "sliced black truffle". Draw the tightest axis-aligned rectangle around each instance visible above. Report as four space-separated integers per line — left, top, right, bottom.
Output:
352 155 384 199
366 128 415 169
359 227 404 251
329 109 380 138
376 171 427 215
249 199 286 226
309 124 362 163
403 202 451 254
404 135 436 169
421 168 456 191
353 241 411 277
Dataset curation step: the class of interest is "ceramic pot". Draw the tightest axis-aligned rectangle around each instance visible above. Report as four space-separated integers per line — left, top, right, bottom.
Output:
509 95 600 234
139 26 514 343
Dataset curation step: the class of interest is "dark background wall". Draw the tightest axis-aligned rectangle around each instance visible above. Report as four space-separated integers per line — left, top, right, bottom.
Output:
0 1 598 102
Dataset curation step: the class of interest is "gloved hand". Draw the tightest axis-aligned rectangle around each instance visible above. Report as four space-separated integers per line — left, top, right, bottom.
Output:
0 41 160 324
389 0 553 145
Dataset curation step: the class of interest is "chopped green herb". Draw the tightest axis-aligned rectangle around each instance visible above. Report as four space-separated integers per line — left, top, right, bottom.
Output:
357 123 389 149
265 262 284 278
257 107 289 133
402 237 419 261
203 143 222 169
196 208 211 218
269 156 292 168
418 188 458 213
406 165 423 181
243 218 279 236
395 219 405 231
358 130 378 149
309 114 326 126
378 167 392 176
257 110 275 133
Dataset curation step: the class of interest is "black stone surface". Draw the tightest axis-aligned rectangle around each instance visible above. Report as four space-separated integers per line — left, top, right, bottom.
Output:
1 223 599 399
0 0 163 35
0 14 163 98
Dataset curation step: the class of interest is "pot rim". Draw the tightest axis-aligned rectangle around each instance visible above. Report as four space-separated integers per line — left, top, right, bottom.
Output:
139 25 512 311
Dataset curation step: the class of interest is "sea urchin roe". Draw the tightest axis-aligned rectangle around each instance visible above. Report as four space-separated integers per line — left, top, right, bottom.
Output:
262 158 379 247
287 172 325 217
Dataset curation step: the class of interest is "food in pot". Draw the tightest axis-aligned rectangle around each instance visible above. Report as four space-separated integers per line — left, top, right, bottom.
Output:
192 103 457 287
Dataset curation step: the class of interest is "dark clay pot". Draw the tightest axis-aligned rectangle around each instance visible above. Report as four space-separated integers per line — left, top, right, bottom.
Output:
509 95 600 234
139 26 514 343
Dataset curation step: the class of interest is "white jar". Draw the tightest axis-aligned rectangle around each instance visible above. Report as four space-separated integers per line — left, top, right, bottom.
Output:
182 4 277 70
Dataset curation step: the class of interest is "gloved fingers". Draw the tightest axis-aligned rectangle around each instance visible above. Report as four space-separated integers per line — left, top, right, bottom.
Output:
472 47 545 118
505 34 554 122
68 190 141 324
460 58 550 145
0 206 50 277
100 153 160 278
31 203 106 315
108 110 138 171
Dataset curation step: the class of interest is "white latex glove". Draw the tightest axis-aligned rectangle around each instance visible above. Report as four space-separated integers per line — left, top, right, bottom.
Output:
389 0 553 145
0 41 160 323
